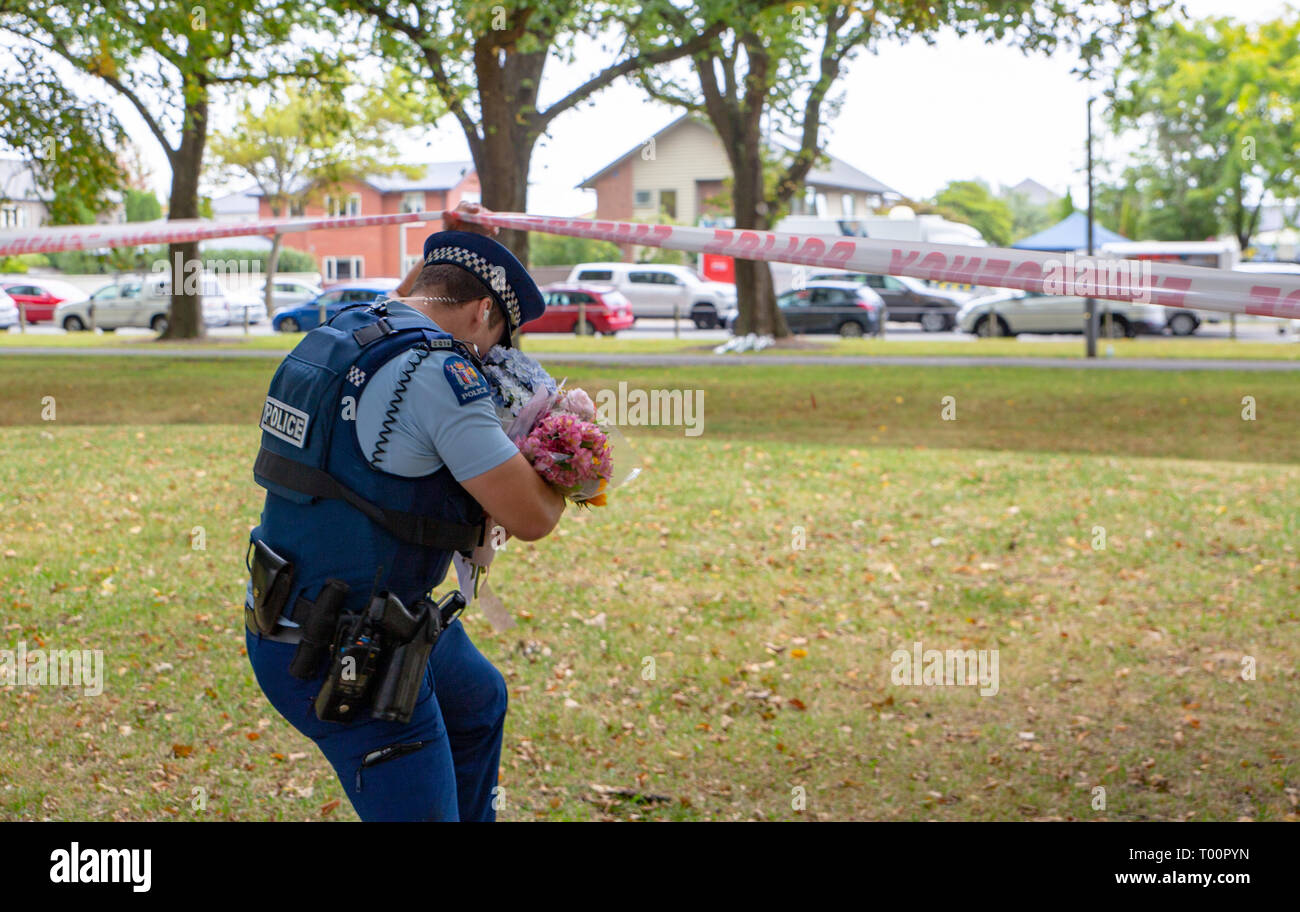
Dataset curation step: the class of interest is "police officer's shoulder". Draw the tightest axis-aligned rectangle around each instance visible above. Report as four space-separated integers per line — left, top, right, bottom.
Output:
419 344 491 407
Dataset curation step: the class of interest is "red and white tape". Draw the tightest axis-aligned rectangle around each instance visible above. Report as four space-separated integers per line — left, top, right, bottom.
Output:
0 210 443 256
460 212 1300 321
4 208 1299 319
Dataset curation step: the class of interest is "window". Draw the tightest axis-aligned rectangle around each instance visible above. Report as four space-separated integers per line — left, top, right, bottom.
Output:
120 282 142 299
568 293 594 306
91 285 118 300
628 271 655 284
401 192 425 214
315 291 344 307
289 199 305 217
778 290 809 308
660 189 677 220
634 190 652 207
323 257 364 282
347 194 361 217
577 270 613 281
546 292 570 308
401 254 422 275
0 206 21 228
804 187 818 215
841 193 855 217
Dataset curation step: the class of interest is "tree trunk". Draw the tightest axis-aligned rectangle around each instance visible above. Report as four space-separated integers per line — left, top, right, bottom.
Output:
729 142 789 338
466 40 546 267
265 232 283 316
161 93 208 340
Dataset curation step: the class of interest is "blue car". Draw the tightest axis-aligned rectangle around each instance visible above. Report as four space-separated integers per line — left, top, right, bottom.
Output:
272 279 402 332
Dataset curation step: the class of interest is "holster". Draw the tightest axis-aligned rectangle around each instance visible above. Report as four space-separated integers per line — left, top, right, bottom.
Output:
247 539 295 635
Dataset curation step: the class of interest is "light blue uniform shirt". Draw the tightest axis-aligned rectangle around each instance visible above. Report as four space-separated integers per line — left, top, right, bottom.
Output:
354 302 518 481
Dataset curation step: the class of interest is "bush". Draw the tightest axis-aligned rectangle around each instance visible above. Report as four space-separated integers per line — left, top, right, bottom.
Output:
529 233 624 267
1 253 52 273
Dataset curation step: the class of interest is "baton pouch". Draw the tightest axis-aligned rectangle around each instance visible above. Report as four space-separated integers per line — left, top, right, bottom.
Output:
248 539 295 635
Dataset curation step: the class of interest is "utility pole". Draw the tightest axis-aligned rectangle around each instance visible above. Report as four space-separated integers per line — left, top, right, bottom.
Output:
1085 96 1097 358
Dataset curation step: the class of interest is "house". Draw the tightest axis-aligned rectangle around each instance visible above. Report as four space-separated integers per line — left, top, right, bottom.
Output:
1006 178 1059 207
0 157 52 229
253 162 480 281
578 115 900 250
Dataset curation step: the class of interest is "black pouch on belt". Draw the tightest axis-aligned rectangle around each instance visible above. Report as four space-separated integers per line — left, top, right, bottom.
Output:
248 539 295 635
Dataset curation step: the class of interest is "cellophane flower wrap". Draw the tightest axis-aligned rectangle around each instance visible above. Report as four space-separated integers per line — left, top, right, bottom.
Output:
452 346 638 623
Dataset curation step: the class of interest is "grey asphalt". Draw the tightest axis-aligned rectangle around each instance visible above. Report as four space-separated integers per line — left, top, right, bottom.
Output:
4 345 1300 371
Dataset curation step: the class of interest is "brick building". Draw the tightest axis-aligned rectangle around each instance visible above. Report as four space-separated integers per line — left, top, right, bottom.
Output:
254 162 480 281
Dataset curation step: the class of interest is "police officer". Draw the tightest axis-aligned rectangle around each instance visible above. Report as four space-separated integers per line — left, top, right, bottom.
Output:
244 207 564 821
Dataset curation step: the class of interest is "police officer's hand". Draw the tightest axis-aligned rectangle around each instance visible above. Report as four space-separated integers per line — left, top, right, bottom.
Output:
462 453 565 542
444 201 499 237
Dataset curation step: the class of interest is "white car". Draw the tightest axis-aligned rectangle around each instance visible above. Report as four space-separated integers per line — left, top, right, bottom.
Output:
0 288 18 329
58 274 232 333
260 279 322 311
1233 262 1300 335
566 262 736 327
956 290 1167 338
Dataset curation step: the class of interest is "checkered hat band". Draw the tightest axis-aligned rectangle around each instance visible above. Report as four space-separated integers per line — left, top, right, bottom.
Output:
424 246 521 328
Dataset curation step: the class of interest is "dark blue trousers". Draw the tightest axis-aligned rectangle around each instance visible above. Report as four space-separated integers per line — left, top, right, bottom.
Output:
246 619 508 821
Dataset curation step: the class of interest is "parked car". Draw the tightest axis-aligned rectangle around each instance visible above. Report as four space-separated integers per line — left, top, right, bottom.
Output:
0 288 18 329
810 271 968 332
522 284 635 335
772 281 883 336
0 277 88 324
57 274 231 333
259 279 323 311
955 290 1166 337
1232 262 1300 335
566 262 736 327
272 279 402 332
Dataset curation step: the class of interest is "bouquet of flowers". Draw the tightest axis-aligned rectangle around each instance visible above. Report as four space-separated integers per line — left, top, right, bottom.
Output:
452 346 637 627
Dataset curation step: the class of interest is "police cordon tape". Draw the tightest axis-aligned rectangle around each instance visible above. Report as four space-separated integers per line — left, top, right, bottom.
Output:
457 211 1300 321
4 208 1299 320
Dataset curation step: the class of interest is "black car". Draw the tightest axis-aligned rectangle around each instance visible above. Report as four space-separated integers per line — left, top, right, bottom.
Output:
775 281 883 336
811 272 968 332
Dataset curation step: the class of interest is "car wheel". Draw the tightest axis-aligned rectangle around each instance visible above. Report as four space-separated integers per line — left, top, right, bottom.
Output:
279 317 300 333
919 309 949 333
837 319 865 338
974 315 1012 338
1168 312 1198 336
150 314 168 334
692 304 719 329
62 315 85 332
1097 315 1132 339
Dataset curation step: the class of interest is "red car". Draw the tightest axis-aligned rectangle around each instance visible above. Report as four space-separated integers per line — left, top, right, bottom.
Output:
521 284 635 335
0 278 87 324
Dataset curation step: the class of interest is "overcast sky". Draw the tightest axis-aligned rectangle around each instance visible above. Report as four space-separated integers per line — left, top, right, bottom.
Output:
19 0 1291 217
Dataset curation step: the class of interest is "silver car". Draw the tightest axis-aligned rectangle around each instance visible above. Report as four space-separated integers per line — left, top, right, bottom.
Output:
956 290 1166 338
0 288 18 328
58 275 230 332
260 279 323 311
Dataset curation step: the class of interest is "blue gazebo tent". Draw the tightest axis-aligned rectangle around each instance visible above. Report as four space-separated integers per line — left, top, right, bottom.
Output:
1012 211 1128 251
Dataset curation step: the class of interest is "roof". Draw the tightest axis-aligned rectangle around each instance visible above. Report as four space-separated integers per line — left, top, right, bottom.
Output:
1007 178 1058 202
247 161 476 197
577 115 898 197
0 157 52 202
1012 211 1128 251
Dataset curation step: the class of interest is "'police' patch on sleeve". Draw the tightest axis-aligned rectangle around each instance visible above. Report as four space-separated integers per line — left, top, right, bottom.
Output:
442 357 490 405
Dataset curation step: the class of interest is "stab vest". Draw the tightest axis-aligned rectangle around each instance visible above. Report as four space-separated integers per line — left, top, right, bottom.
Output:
251 301 486 616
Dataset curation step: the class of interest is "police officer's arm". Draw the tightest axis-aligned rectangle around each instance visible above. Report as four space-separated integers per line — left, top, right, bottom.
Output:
460 454 565 542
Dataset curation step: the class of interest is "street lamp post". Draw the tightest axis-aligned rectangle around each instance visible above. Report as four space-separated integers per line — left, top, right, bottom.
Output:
1085 96 1097 358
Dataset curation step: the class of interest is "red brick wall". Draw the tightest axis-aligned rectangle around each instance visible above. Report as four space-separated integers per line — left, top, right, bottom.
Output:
591 165 634 261
262 172 479 280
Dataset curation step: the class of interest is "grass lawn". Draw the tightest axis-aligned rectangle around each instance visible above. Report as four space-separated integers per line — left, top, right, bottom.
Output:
4 326 1300 361
0 354 1296 821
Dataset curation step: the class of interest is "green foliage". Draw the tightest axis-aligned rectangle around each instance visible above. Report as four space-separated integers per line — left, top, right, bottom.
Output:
1054 189 1077 222
999 190 1057 243
206 77 429 217
933 180 1015 247
528 233 624 267
0 254 51 273
0 55 125 224
1109 13 1300 246
200 246 317 273
124 189 162 223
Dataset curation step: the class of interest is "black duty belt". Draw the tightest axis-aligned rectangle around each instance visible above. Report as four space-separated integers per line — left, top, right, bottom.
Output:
254 447 483 551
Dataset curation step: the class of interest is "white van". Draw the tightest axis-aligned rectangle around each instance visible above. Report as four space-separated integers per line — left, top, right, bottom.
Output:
1234 262 1300 334
566 262 736 327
